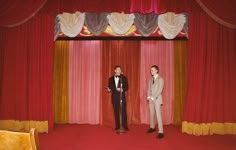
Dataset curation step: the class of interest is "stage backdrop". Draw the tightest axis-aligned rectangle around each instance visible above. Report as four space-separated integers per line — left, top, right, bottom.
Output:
53 40 187 127
1 0 235 135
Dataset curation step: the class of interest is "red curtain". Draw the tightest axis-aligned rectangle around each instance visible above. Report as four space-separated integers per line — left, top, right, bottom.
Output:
68 41 101 124
1 0 235 27
0 0 47 27
0 29 5 105
1 0 236 133
130 0 189 13
196 0 236 26
42 0 189 14
43 0 131 13
101 40 141 126
183 3 236 123
0 13 54 130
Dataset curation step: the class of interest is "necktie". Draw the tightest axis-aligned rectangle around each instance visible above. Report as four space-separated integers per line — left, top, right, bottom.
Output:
152 77 155 84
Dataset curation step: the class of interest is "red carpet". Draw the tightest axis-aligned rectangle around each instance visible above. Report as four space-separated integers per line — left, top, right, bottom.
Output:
39 124 236 150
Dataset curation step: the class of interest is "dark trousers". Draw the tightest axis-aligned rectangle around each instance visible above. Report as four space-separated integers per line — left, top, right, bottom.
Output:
112 98 128 129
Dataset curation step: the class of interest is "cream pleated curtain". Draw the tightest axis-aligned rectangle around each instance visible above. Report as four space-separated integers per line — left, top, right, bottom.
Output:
58 12 85 37
107 12 135 35
55 11 187 39
158 12 186 39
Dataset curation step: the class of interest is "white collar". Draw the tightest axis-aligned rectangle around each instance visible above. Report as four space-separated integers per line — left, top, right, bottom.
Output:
153 74 159 79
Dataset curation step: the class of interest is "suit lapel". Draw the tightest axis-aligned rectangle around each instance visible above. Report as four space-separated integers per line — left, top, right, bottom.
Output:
113 76 116 87
153 76 160 85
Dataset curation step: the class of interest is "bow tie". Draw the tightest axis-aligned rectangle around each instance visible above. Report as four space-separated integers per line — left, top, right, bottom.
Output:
115 75 120 78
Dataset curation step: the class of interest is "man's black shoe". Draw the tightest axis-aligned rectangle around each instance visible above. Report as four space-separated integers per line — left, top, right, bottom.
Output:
146 128 156 133
124 127 129 131
157 133 164 138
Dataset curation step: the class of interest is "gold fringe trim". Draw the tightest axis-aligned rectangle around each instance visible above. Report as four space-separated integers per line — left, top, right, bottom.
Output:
0 120 48 133
182 121 236 135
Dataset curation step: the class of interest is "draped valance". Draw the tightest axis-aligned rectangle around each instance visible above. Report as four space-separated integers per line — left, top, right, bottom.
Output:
55 11 188 40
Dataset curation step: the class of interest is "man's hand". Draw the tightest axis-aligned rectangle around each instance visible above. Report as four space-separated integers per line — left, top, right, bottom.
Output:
147 96 154 103
105 87 111 92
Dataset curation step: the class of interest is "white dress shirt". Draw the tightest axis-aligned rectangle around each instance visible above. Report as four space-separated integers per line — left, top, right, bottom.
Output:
114 75 119 88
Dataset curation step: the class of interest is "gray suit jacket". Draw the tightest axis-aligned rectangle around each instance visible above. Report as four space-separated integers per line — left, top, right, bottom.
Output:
147 75 164 104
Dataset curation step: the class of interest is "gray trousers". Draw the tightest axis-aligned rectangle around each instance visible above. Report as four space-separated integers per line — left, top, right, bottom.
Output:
149 100 163 133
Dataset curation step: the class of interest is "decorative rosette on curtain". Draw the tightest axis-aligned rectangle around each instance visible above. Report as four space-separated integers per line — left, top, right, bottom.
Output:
134 12 158 37
107 12 135 35
85 12 109 36
158 12 186 39
58 11 85 37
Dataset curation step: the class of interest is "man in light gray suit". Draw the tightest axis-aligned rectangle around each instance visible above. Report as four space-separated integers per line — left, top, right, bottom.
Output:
146 65 164 138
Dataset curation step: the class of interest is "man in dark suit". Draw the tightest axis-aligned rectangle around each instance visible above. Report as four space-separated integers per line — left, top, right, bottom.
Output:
106 65 129 131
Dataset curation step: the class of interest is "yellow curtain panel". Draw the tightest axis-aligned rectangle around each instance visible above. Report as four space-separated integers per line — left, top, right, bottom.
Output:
173 40 187 125
53 41 69 124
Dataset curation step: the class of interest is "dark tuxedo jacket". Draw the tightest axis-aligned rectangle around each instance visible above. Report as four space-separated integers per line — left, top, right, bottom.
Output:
108 75 129 103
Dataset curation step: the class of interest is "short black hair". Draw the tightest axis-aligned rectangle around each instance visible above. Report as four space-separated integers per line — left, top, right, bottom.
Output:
114 65 121 70
151 65 159 72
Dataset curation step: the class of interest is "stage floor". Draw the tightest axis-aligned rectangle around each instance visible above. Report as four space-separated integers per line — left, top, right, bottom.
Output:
39 124 236 150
